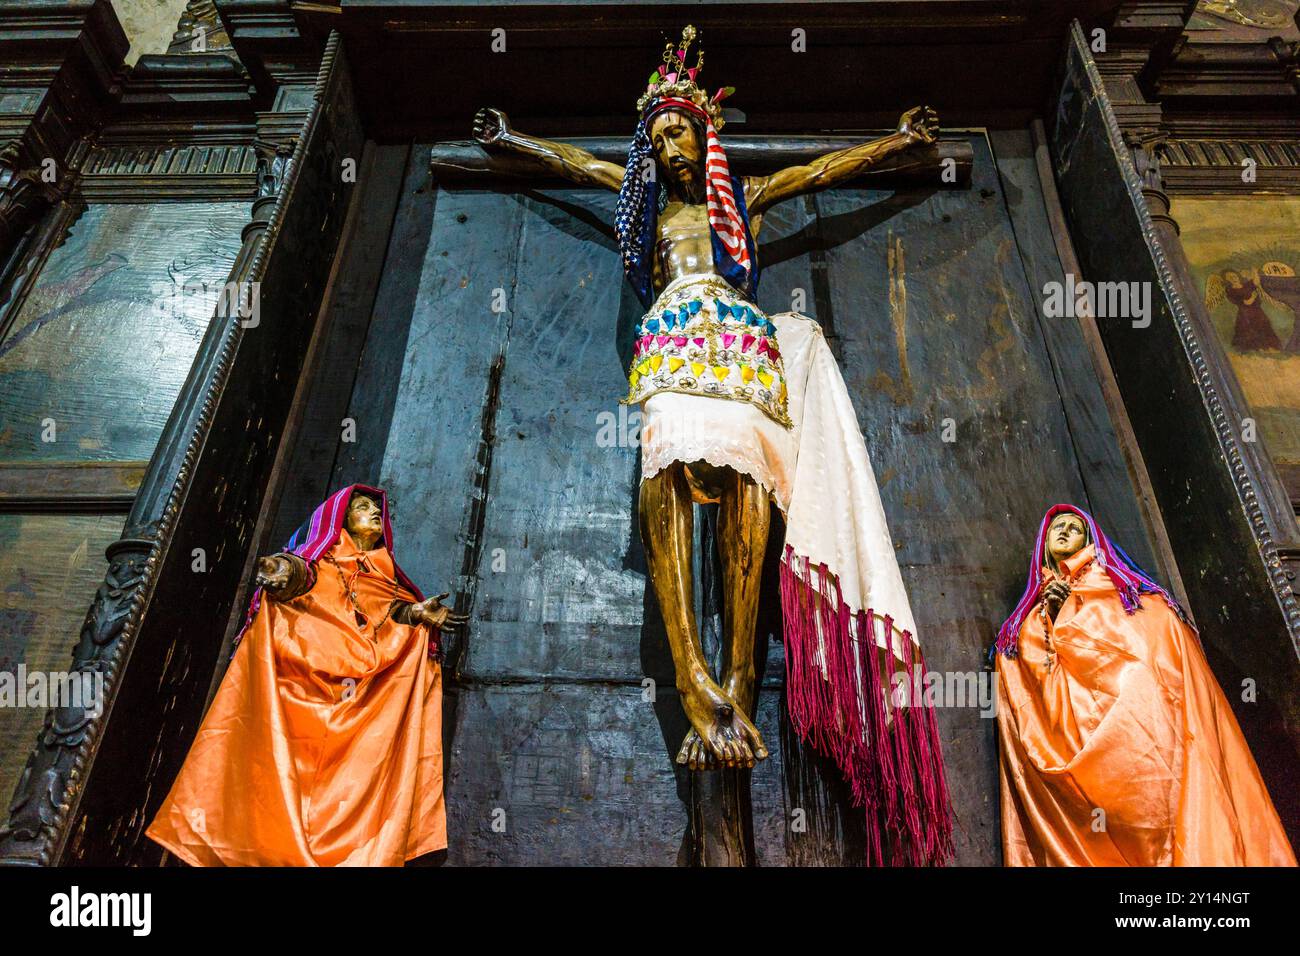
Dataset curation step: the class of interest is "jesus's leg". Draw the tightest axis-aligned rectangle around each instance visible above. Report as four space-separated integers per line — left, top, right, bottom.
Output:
639 461 756 769
717 469 770 737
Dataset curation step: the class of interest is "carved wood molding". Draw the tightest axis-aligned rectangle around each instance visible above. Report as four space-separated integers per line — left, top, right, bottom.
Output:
0 462 144 512
1159 136 1300 191
0 3 127 258
1099 2 1300 195
0 142 66 249
77 142 259 200
0 537 150 852
217 0 325 103
1158 37 1300 98
118 53 252 107
168 0 235 56
0 32 335 865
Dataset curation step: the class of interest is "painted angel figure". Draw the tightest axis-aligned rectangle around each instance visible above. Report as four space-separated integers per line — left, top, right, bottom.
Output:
1204 266 1282 351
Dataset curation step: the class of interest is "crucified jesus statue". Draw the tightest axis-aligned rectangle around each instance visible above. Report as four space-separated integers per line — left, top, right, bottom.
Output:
472 25 940 783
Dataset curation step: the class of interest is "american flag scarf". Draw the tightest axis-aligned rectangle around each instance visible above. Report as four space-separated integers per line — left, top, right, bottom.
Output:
994 503 1191 658
615 97 757 308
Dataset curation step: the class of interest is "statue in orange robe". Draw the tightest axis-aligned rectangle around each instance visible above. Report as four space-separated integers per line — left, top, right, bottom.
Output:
146 485 467 866
994 504 1296 867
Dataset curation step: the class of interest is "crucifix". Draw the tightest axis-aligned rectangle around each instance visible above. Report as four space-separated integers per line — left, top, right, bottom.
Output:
470 24 956 866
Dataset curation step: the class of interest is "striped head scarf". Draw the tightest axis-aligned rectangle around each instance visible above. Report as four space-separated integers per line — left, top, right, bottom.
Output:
615 97 758 308
994 503 1190 658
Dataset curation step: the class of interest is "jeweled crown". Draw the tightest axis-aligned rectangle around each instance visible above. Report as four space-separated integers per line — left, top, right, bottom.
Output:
636 25 735 131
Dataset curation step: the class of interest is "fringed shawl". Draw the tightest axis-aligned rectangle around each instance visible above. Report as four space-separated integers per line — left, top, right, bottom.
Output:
774 316 954 866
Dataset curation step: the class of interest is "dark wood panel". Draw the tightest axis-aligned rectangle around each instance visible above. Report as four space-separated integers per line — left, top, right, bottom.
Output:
303 1 1128 138
327 145 441 493
446 186 635 682
445 682 686 865
443 680 855 866
269 142 411 545
988 127 1159 571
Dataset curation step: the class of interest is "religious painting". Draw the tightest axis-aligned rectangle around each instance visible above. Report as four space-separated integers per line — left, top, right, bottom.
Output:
1174 196 1300 476
0 202 246 465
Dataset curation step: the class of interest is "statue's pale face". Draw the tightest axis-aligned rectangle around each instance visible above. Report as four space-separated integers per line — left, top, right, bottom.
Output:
649 110 704 201
345 494 383 548
1045 513 1087 564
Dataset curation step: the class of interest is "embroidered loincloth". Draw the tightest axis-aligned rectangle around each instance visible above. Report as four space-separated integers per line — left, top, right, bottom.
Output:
621 272 792 428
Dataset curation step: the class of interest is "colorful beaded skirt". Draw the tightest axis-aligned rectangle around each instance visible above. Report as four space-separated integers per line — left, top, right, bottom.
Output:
620 273 792 428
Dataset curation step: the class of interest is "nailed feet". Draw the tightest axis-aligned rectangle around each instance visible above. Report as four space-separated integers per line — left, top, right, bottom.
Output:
675 670 768 770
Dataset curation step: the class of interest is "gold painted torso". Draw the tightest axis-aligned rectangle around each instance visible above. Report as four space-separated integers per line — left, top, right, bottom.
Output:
651 187 766 293
655 201 715 287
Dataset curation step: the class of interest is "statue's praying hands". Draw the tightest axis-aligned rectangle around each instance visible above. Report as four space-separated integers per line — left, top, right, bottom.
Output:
1040 580 1072 622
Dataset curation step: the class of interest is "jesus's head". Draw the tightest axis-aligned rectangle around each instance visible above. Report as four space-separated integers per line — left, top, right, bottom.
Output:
649 108 707 205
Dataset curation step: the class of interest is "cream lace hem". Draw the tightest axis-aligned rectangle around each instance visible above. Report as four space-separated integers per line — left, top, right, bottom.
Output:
639 436 788 513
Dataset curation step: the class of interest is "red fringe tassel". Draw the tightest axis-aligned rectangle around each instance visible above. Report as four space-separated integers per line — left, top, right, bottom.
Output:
780 544 955 866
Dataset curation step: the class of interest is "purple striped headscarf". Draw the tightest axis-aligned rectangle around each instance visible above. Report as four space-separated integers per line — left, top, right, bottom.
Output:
234 484 423 647
994 503 1188 658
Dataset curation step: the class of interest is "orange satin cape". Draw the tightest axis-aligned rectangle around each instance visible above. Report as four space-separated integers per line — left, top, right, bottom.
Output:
996 544 1296 866
147 529 446 866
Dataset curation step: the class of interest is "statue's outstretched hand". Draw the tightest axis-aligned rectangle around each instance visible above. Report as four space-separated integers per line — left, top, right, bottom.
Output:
411 592 470 632
473 107 511 148
255 555 293 591
897 106 939 146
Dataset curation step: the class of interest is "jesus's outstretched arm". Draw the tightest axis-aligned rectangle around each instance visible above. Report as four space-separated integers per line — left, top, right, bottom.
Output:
473 106 624 192
745 106 939 215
